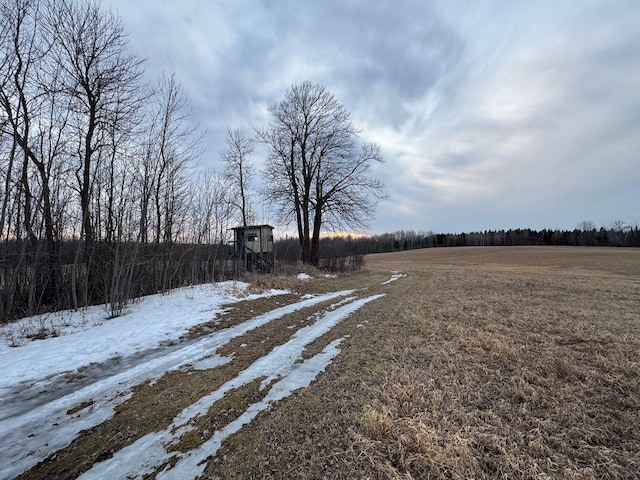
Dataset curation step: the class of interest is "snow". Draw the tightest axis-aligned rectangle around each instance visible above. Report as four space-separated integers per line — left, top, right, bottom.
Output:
0 282 359 479
157 340 344 480
0 282 281 387
0 279 386 480
297 273 312 280
382 272 407 284
79 293 384 480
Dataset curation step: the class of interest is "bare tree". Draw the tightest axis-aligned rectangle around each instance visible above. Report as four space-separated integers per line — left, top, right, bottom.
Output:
576 220 596 247
0 0 71 311
141 73 201 291
190 169 234 245
149 73 201 244
220 127 255 227
577 220 595 231
0 0 43 248
136 121 158 244
609 219 628 247
260 81 384 265
43 0 145 307
611 220 627 232
46 0 144 250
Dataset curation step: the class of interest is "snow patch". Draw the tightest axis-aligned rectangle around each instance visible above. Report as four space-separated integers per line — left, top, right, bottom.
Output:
0 283 284 388
382 272 407 285
78 293 384 480
0 288 354 479
191 355 232 371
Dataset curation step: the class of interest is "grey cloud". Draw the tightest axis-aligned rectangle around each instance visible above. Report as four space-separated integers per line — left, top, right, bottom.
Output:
101 0 640 232
238 0 468 127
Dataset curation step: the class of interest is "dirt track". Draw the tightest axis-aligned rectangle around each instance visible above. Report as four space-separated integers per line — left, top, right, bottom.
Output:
14 247 640 479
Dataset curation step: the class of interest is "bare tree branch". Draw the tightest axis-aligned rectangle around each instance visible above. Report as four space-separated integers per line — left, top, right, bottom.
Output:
260 81 385 265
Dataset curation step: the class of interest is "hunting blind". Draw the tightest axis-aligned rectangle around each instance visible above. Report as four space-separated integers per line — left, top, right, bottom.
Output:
231 225 274 273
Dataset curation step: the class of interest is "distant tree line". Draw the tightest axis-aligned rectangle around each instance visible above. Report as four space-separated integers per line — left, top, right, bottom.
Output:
2 0 634 324
307 224 640 258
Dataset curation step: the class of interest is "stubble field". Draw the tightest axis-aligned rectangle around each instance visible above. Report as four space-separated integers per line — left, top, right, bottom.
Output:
15 246 640 479
209 246 640 479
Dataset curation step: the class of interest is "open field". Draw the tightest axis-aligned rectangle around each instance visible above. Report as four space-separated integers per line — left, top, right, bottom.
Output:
7 246 640 479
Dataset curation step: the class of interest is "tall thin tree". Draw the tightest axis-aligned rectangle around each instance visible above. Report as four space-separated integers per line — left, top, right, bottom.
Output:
220 127 255 227
46 0 144 250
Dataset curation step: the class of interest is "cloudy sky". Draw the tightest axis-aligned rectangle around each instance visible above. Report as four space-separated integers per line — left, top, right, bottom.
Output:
102 0 640 234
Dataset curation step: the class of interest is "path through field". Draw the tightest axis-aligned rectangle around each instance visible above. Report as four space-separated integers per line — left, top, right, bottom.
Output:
0 276 390 479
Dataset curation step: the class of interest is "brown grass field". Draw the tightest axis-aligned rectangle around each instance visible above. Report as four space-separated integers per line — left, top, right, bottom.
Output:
20 246 640 479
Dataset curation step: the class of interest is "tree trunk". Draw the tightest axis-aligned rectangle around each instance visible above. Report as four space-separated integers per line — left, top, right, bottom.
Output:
301 205 311 263
310 205 322 267
81 102 96 252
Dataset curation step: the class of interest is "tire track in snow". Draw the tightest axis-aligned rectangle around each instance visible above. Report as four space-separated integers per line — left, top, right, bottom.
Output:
0 290 353 480
79 294 385 480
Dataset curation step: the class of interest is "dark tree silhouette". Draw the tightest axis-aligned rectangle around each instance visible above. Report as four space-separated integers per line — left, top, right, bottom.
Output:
260 81 384 265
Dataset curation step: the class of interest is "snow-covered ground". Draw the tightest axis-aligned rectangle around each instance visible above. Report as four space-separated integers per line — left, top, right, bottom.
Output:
0 282 284 385
80 294 383 480
0 280 385 479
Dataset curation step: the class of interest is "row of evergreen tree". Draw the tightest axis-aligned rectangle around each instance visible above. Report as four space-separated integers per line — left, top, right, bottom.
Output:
312 225 640 258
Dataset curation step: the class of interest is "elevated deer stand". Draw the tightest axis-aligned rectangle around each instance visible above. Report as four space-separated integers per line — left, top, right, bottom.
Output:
230 225 274 275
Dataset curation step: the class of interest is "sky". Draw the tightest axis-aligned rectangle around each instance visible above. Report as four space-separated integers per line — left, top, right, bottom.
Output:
101 0 640 234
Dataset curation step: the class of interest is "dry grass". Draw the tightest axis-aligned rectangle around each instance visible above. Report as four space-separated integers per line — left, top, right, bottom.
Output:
350 247 640 479
209 247 640 479
241 272 309 295
241 264 356 297
18 247 640 479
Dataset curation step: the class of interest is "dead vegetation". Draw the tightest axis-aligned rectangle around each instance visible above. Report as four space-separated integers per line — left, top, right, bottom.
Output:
208 247 640 479
16 247 640 479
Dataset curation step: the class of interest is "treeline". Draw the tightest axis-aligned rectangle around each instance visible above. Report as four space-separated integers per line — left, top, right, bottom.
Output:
314 225 640 257
0 1 243 322
2 1 637 324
